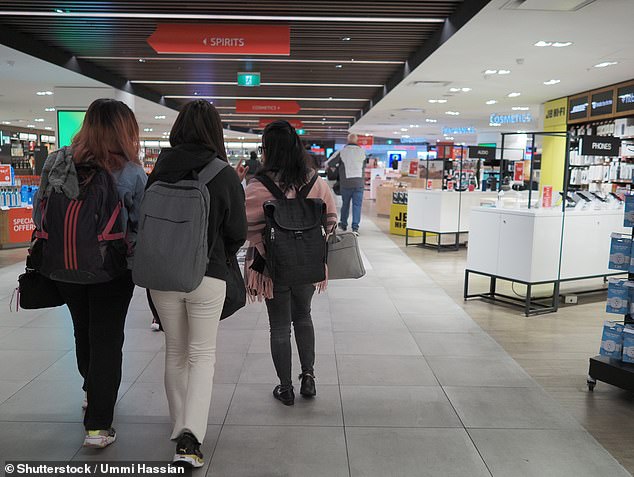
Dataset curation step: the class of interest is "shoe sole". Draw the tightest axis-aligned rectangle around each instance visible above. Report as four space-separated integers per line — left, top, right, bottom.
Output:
172 455 204 468
300 391 316 398
273 390 294 406
83 434 116 449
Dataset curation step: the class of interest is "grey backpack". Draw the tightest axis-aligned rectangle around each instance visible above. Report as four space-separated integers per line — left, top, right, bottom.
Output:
132 158 228 292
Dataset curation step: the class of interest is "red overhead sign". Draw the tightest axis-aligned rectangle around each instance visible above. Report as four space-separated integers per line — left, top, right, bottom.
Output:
147 24 291 56
259 118 304 129
357 136 374 149
236 100 301 115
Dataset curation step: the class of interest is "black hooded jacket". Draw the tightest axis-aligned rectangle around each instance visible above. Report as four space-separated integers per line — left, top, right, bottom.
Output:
146 144 247 281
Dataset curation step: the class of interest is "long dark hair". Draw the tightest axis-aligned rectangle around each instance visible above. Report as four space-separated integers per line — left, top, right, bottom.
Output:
257 120 309 189
170 100 228 161
72 98 140 171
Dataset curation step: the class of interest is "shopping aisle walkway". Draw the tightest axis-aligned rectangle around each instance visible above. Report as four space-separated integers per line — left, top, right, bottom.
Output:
0 220 630 477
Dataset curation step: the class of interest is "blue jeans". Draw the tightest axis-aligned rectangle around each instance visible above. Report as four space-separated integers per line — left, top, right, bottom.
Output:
340 186 364 231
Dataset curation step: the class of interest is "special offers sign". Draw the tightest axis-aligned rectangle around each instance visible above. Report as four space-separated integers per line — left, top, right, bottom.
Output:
147 24 290 55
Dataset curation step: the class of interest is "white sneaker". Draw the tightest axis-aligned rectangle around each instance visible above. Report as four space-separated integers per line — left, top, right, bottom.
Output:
83 428 116 448
150 321 161 332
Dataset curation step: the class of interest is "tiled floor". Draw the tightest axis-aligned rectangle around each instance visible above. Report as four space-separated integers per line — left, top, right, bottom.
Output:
0 215 631 476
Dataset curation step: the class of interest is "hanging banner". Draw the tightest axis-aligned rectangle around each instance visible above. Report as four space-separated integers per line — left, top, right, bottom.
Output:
514 162 525 182
147 24 291 55
236 100 300 115
258 118 304 129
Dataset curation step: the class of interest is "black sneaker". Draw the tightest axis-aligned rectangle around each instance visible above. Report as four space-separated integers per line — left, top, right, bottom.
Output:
173 432 204 468
338 223 348 232
273 385 295 406
299 373 316 397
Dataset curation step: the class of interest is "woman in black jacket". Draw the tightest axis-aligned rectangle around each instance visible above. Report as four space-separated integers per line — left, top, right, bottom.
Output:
146 100 247 468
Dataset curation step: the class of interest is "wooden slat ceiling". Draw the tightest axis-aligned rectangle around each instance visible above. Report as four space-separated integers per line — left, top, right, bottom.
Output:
0 1 465 140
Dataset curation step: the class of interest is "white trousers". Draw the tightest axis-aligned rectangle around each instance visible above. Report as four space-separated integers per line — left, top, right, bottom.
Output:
150 277 226 443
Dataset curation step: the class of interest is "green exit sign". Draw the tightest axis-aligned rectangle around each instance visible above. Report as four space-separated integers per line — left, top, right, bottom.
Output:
237 72 261 87
296 129 306 135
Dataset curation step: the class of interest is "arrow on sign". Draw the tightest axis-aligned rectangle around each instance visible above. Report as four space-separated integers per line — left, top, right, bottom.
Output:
236 100 301 115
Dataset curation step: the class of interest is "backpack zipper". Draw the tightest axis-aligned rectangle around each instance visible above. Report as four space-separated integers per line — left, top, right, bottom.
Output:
270 227 276 241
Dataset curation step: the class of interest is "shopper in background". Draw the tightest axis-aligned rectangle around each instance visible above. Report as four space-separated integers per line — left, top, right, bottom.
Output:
245 150 261 183
326 133 366 234
145 100 246 468
33 98 147 449
245 120 337 406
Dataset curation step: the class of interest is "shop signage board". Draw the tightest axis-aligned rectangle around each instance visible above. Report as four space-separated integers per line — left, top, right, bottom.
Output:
258 118 304 129
442 127 476 135
8 208 35 243
147 24 291 55
0 165 12 185
236 100 300 115
489 113 532 125
468 146 496 160
617 83 634 114
237 72 261 87
580 135 621 156
357 136 374 149
409 161 419 177
542 186 553 208
544 98 568 128
514 162 525 182
590 90 615 117
568 95 589 122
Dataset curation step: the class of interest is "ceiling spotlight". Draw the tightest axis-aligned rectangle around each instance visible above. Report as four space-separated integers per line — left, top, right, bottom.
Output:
498 70 511 75
484 69 498 75
138 58 146 63
335 64 343 68
543 79 561 85
594 61 618 68
342 37 351 41
34 118 45 122
426 119 437 123
445 111 460 115
534 41 552 47
507 92 521 98
45 107 56 112
512 106 530 111
486 100 498 105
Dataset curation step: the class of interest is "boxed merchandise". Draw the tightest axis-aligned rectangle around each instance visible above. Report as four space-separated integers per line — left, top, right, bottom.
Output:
600 321 624 359
625 195 634 227
606 279 630 315
376 183 397 216
608 233 631 271
621 327 634 364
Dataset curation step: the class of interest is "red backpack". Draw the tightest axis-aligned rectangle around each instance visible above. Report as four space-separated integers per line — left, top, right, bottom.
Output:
33 162 128 284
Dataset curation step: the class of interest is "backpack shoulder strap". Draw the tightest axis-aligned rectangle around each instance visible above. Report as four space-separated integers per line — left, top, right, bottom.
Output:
254 174 286 200
196 158 229 185
298 173 319 199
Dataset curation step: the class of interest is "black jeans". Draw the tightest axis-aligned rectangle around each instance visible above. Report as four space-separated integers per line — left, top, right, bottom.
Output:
265 284 316 387
55 271 135 430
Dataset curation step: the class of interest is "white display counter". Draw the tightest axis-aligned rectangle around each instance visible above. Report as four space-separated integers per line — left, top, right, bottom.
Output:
405 190 498 249
465 206 628 315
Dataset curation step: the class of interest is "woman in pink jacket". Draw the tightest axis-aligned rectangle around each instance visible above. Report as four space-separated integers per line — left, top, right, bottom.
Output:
245 120 337 406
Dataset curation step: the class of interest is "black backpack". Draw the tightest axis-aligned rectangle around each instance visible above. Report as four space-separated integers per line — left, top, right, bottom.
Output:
33 162 128 284
256 174 327 286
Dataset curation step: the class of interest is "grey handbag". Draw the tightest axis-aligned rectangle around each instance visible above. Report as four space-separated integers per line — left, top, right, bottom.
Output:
327 232 366 280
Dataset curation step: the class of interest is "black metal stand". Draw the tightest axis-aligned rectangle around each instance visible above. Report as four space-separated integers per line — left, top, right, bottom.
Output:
464 269 623 317
588 355 634 392
405 228 465 252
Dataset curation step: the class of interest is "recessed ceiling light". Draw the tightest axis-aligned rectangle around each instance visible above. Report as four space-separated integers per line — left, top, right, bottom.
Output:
543 79 561 85
534 41 552 47
552 41 573 48
45 107 56 112
335 64 343 68
426 119 437 123
322 117 327 120
507 92 521 98
2 121 10 125
154 115 166 119
449 87 460 92
445 111 460 115
498 70 511 75
393 131 400 134
34 118 45 122
512 106 530 111
428 99 448 103
143 128 153 132
27 125 35 128
486 100 498 105
594 61 618 68
138 58 146 63
461 87 472 92
401 135 410 138
44 126 53 130
36 91 53 96
342 37 351 41
489 123 501 127
484 69 498 75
